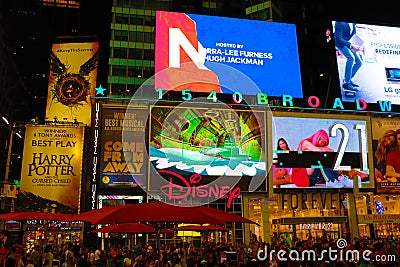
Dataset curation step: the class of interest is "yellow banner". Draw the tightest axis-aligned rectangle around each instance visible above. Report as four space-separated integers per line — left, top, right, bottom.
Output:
46 42 99 126
20 125 84 214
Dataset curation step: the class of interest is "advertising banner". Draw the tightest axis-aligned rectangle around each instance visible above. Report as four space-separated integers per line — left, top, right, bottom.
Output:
272 112 373 189
100 105 148 189
20 125 84 214
46 42 100 126
332 21 400 104
371 118 400 193
155 11 302 97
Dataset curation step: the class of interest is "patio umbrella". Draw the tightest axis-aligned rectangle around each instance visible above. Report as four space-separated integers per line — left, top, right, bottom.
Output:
65 202 256 266
171 225 230 232
66 202 257 225
0 211 70 221
90 223 158 234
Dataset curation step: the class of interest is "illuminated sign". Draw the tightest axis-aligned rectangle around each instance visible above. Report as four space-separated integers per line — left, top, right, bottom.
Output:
332 21 400 104
150 105 266 177
371 118 400 193
148 104 267 203
5 221 21 231
91 102 100 210
155 11 302 97
358 214 400 224
138 90 394 113
100 104 148 189
21 125 85 214
46 42 99 126
158 171 240 208
299 223 333 230
278 192 346 210
272 112 373 189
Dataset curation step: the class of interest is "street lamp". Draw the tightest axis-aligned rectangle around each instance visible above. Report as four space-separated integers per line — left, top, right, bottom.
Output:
1 116 23 182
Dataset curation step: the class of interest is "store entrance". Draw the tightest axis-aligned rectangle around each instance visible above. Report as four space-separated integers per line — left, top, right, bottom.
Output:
272 217 346 242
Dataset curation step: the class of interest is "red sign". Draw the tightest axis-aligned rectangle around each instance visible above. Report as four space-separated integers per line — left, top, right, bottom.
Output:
159 170 240 208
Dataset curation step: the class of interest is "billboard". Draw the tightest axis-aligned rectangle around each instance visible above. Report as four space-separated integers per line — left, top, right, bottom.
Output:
100 104 148 189
332 21 400 104
20 125 84 214
148 105 267 205
155 11 302 97
371 118 400 193
271 112 373 189
46 42 100 126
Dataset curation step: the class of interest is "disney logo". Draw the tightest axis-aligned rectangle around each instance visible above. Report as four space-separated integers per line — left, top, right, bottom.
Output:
159 170 240 208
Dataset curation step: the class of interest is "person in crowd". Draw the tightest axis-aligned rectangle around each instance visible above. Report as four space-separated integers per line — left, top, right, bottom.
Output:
30 246 40 267
0 232 8 267
65 244 74 267
44 245 54 267
5 247 16 267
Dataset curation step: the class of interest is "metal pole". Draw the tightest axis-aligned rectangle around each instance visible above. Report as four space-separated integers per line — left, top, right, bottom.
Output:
4 130 13 182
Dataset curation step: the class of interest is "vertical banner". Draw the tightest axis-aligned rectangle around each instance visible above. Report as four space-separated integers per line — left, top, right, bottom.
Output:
371 118 400 193
20 125 84 214
100 105 148 189
46 42 100 126
91 102 101 210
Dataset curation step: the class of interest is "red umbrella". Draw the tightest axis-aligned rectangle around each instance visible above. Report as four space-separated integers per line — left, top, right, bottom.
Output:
66 202 257 225
0 211 70 221
90 223 173 234
171 225 230 232
90 223 157 233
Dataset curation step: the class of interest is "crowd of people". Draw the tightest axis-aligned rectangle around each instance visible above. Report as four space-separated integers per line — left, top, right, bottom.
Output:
1 235 400 267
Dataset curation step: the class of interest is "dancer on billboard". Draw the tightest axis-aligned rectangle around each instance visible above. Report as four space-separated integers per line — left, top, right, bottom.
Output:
334 22 363 92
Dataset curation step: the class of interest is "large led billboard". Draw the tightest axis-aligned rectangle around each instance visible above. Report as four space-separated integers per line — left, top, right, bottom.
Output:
332 21 400 104
148 105 267 204
155 11 302 97
371 118 400 193
271 112 373 189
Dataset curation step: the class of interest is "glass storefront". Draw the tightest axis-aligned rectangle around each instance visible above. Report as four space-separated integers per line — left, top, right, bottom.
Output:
24 220 84 251
356 193 400 239
246 192 349 243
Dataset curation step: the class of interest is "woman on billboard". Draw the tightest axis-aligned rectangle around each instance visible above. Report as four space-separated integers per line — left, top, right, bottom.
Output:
273 138 293 186
375 129 397 181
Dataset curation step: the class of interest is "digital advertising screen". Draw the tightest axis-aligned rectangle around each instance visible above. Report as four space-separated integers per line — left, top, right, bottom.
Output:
332 21 400 104
100 104 148 189
271 112 373 189
371 118 400 193
155 11 303 98
148 105 267 205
